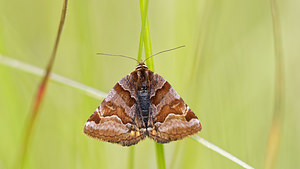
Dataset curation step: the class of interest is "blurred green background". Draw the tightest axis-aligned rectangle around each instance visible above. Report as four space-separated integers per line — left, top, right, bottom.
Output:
0 0 299 169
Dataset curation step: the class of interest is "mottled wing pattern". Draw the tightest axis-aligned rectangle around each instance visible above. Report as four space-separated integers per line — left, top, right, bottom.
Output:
148 72 202 143
83 74 145 146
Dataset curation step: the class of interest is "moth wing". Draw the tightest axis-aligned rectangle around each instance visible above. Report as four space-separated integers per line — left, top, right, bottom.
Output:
83 74 145 146
148 73 202 143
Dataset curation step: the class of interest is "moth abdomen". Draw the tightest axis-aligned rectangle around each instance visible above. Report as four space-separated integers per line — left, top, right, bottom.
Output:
137 88 151 126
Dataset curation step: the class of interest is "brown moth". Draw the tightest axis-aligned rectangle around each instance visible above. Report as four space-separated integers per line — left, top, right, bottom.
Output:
83 52 202 146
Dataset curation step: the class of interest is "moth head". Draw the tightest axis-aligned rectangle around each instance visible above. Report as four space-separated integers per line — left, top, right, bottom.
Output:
136 61 148 70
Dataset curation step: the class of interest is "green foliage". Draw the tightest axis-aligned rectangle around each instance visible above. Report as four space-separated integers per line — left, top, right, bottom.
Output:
0 0 300 169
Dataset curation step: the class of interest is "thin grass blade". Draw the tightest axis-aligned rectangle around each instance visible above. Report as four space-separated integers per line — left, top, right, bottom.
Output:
264 0 285 169
191 135 255 169
0 55 107 99
15 1 68 168
127 146 135 169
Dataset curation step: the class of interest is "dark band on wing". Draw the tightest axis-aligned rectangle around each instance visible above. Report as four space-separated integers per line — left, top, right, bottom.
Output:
154 99 185 123
114 82 136 107
87 111 100 124
101 100 133 124
184 109 198 122
150 81 171 106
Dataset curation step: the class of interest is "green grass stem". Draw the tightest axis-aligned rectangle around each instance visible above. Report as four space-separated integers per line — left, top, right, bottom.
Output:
138 0 154 71
127 146 135 169
137 0 149 62
155 143 166 169
138 0 164 169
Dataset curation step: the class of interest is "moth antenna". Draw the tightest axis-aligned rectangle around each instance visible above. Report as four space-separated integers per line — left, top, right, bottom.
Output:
97 53 139 62
143 45 185 62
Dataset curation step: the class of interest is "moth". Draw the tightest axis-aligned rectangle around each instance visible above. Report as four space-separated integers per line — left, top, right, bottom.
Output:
83 48 202 146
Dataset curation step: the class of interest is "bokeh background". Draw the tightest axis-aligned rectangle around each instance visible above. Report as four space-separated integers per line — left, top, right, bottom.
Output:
0 0 299 169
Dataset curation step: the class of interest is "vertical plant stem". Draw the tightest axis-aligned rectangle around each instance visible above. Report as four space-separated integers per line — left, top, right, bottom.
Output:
138 0 154 70
138 0 148 61
138 0 165 169
128 1 151 168
265 0 285 169
127 146 135 169
155 143 166 169
17 1 68 169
